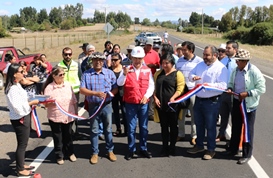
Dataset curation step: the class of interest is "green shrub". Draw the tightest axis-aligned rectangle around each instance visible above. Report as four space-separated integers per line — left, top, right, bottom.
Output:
249 22 273 45
223 27 250 43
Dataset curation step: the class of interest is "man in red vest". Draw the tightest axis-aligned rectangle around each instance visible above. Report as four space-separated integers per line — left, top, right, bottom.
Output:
117 46 155 160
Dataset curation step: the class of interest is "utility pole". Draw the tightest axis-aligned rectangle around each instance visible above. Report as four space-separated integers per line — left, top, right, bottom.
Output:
202 9 204 35
104 7 107 24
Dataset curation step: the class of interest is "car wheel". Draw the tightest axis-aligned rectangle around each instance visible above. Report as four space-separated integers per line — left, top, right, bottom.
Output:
0 73 4 90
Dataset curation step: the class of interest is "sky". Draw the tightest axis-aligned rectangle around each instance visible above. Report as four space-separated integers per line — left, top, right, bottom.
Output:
0 0 272 22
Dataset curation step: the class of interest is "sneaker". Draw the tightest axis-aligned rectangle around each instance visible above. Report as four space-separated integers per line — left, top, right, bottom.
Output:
57 159 64 165
69 154 77 162
203 150 215 160
108 152 117 162
90 154 98 164
187 145 205 154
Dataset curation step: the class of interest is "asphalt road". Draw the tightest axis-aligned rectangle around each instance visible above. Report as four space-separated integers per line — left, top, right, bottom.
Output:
1 34 273 178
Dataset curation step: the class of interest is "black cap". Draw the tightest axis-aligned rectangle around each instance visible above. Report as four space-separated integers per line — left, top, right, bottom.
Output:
79 43 89 48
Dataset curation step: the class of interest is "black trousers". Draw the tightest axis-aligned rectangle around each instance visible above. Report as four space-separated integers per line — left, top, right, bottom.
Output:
229 99 256 158
157 109 178 151
49 120 74 160
10 114 31 172
112 94 127 133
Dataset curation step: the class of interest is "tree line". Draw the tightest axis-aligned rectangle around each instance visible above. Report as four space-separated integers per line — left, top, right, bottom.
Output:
0 3 273 45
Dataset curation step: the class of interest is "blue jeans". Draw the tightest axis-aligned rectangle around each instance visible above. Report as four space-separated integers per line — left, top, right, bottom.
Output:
88 103 114 154
125 103 149 152
194 97 221 151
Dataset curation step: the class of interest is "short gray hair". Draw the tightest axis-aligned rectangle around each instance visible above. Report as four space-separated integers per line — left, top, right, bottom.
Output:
86 44 95 51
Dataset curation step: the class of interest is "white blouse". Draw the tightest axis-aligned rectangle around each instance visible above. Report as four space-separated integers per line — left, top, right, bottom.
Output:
6 83 31 120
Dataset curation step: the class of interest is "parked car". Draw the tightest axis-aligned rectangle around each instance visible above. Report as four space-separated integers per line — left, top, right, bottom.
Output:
135 32 162 46
0 46 40 90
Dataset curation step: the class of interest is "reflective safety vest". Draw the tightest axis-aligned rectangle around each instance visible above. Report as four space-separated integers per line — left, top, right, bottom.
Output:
123 65 151 104
58 60 80 93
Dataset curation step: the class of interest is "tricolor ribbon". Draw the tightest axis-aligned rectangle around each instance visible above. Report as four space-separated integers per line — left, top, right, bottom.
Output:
31 91 114 137
168 84 250 143
31 106 42 137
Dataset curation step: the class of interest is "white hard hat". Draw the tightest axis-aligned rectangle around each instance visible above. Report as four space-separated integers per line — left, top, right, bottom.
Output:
131 46 145 58
218 43 226 49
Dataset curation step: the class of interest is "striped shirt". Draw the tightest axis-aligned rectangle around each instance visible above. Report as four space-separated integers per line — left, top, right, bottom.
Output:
80 67 117 103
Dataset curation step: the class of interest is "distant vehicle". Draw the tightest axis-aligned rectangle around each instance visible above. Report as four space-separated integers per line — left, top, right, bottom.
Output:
0 46 40 90
135 32 162 46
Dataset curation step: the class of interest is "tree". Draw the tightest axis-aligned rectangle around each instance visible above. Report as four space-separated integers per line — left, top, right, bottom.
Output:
109 18 118 30
219 12 233 32
189 12 201 26
93 9 105 23
141 18 151 26
107 12 116 23
238 5 247 27
115 11 131 29
245 7 254 27
262 6 269 21
9 14 21 28
49 7 62 27
153 19 160 26
20 7 37 25
269 5 273 22
37 9 48 24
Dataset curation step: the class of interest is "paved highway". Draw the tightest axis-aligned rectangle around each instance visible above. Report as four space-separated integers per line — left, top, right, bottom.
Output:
1 34 273 178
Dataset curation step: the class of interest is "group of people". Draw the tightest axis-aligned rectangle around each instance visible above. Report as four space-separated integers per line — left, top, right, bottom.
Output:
5 37 266 176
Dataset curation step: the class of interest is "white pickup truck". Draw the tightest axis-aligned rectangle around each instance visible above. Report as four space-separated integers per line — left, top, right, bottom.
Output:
135 32 162 46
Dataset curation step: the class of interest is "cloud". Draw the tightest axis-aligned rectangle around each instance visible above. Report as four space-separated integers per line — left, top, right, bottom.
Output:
3 1 12 6
0 9 9 15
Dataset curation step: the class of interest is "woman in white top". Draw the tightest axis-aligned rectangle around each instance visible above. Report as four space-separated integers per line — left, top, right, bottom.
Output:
106 44 127 67
5 63 39 177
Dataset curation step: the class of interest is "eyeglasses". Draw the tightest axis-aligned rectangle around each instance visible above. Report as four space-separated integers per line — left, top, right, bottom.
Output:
218 49 226 53
17 70 24 74
63 53 72 56
58 73 65 77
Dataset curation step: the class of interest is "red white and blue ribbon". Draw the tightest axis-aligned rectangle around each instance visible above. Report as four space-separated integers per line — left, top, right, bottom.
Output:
168 83 250 143
31 106 42 137
31 91 114 137
239 100 250 143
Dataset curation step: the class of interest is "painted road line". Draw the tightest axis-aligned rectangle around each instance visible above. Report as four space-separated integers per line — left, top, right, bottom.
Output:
23 107 87 178
170 33 270 177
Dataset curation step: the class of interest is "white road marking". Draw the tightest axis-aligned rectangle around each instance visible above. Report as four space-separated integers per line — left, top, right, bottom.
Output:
23 107 87 178
170 33 270 177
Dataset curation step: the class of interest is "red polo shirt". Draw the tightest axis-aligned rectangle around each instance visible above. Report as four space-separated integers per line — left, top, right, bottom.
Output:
144 49 160 75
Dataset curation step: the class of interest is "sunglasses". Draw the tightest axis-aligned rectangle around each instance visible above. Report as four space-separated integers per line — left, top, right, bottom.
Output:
218 49 226 53
111 59 119 62
58 73 65 77
17 70 24 74
63 53 72 56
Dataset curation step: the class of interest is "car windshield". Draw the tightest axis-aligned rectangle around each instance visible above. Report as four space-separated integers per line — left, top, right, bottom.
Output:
146 33 157 37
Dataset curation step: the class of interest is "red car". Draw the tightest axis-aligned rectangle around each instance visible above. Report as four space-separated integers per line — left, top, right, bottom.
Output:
0 46 40 90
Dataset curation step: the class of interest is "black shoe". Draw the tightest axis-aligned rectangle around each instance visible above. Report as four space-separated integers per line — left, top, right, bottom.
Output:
237 157 251 165
125 152 138 160
169 148 176 156
139 150 152 159
221 151 237 156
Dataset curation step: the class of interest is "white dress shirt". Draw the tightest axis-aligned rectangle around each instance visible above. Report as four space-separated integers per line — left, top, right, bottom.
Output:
176 55 203 89
189 60 228 98
117 65 155 99
6 83 31 120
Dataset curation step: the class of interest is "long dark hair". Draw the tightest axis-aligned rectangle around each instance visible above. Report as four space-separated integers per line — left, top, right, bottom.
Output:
42 66 64 93
4 63 21 94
